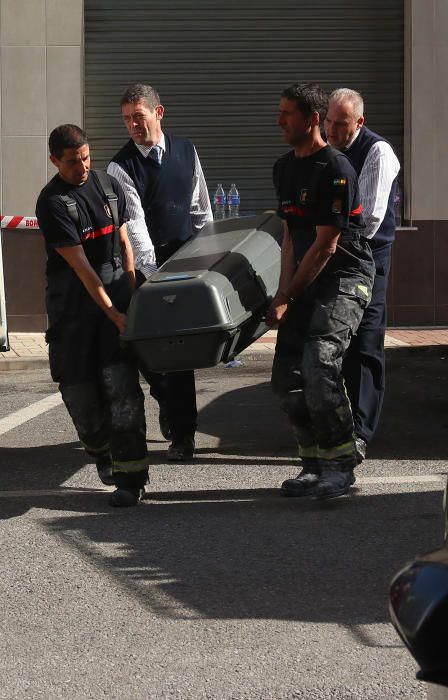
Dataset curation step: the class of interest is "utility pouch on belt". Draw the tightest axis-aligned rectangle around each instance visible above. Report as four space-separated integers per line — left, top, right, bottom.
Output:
59 169 121 267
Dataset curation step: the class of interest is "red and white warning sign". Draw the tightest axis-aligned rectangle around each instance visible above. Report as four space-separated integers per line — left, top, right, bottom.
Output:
0 216 39 229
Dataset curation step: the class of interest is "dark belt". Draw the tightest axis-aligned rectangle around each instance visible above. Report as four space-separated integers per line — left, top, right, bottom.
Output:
155 238 191 267
340 231 362 242
94 260 123 285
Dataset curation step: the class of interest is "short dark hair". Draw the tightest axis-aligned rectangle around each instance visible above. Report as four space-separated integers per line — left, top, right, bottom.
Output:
49 124 88 159
120 84 160 110
281 83 328 123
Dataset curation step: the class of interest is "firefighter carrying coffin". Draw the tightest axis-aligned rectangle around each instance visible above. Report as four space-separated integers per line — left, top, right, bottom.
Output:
123 212 283 372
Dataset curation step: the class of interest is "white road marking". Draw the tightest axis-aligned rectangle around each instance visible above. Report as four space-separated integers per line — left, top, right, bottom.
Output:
0 392 63 436
0 488 105 497
357 475 446 485
0 475 444 499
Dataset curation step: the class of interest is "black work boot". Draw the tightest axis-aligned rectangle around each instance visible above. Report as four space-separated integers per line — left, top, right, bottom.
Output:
109 487 145 507
315 467 356 500
167 435 195 462
109 471 149 507
96 453 115 486
280 459 321 497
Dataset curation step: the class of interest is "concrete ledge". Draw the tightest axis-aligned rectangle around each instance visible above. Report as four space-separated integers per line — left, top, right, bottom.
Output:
0 356 49 371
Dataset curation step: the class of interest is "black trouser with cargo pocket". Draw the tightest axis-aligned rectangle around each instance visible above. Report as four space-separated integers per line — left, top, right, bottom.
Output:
46 263 148 489
271 242 375 472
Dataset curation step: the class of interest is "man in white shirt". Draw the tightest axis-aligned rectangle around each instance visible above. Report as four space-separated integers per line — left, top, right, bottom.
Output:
325 88 400 461
108 84 213 461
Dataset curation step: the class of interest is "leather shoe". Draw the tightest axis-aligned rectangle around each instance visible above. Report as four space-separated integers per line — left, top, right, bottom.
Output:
355 436 367 464
167 436 195 461
158 405 172 441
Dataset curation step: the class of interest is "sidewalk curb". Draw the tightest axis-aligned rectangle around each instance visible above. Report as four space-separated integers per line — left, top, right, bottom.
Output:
0 357 49 372
236 352 274 363
0 352 272 372
0 338 446 372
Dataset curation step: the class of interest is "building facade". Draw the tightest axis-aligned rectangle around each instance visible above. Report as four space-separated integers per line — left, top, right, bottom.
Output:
0 0 445 330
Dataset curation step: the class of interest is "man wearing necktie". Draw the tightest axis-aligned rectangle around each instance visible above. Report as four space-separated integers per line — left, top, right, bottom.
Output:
325 89 400 463
108 84 213 462
149 145 162 164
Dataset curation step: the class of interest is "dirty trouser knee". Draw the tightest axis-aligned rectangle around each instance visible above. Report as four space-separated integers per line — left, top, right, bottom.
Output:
101 362 148 489
302 279 372 469
60 372 148 489
302 337 356 469
48 317 111 459
272 296 319 460
47 291 148 487
271 351 318 460
59 381 110 456
272 275 372 469
56 364 148 489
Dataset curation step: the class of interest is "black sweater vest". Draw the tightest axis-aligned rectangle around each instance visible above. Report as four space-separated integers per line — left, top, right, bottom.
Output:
344 126 398 250
111 133 195 249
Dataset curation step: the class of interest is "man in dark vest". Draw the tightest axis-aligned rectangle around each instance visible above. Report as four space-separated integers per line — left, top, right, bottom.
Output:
325 88 400 462
108 84 213 461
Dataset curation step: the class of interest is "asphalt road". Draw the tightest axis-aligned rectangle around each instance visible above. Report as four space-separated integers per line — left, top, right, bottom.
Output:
1 347 447 699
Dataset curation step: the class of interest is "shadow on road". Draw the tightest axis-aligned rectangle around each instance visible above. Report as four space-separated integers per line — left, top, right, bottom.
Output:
198 345 448 461
0 345 447 628
0 441 96 519
373 345 448 460
38 486 443 628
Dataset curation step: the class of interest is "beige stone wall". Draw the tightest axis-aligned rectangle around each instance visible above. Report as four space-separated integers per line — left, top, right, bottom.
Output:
406 0 448 221
0 0 83 218
1 0 447 328
0 0 83 331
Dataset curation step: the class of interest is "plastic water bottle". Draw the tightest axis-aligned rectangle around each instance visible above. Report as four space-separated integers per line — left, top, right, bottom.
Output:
225 358 243 368
394 184 402 227
213 184 226 220
227 183 240 218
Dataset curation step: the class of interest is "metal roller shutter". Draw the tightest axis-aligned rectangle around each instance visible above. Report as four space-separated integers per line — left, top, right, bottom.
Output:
85 0 404 214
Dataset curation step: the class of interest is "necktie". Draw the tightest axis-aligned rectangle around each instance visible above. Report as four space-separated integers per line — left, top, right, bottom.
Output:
149 145 162 164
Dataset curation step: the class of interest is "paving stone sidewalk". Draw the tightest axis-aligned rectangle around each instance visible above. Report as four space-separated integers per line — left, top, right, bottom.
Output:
2 328 448 371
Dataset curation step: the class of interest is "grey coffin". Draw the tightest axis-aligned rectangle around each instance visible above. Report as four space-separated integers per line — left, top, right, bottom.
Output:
122 211 283 372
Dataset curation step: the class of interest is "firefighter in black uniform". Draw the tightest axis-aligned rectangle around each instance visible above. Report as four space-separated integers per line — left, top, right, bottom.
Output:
36 124 148 507
267 84 375 499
